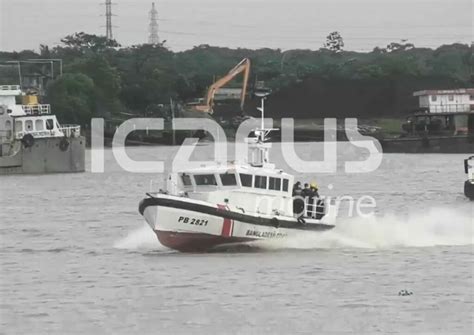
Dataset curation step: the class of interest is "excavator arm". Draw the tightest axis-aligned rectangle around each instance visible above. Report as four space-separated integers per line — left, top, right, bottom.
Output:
194 58 250 114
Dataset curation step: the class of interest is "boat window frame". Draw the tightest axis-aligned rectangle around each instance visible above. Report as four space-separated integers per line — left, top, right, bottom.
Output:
25 119 33 132
254 175 267 189
46 118 54 130
35 119 44 131
15 120 23 132
220 172 237 186
181 173 192 187
269 176 282 191
282 179 289 192
5 120 12 139
239 173 253 187
194 174 218 187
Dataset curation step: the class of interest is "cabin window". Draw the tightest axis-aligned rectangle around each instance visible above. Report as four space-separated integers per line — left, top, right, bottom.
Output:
194 174 217 186
181 174 192 186
220 173 237 186
269 177 281 191
254 175 267 189
46 119 54 130
282 179 289 192
470 95 474 101
35 119 44 131
431 95 437 102
5 120 11 138
448 95 454 101
15 120 22 132
25 120 33 131
240 173 252 187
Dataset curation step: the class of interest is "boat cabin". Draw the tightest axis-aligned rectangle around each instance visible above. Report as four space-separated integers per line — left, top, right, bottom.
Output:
403 89 474 136
0 85 80 144
167 163 295 217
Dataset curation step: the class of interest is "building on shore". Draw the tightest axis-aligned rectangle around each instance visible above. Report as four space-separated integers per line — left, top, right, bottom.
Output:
414 88 474 114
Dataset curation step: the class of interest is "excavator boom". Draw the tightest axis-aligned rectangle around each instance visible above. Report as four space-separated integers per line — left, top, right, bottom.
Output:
190 58 250 114
205 58 250 110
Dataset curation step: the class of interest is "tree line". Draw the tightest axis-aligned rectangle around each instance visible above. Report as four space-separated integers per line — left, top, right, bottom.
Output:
0 32 472 125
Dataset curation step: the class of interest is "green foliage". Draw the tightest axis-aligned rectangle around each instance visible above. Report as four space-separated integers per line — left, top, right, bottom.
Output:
60 32 120 53
1 32 471 122
47 73 96 125
66 54 122 115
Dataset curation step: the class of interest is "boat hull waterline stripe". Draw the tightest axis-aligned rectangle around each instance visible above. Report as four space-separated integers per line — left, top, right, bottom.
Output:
139 196 334 232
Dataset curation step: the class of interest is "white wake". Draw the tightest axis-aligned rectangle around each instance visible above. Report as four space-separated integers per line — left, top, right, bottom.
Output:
258 206 474 250
114 224 163 251
114 206 473 251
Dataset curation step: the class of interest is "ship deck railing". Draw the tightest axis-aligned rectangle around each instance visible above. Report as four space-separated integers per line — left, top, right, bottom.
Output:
302 198 326 219
0 85 21 91
22 104 51 115
59 125 81 138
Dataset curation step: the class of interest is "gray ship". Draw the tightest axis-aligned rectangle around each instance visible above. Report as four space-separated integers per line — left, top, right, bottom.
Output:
0 85 85 174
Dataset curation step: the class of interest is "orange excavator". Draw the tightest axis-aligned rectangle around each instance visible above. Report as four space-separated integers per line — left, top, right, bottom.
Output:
189 58 251 114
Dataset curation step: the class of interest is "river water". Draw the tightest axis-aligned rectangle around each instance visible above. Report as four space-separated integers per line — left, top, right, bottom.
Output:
1 144 473 334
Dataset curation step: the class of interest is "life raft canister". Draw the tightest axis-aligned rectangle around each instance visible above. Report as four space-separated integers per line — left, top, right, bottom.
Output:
59 137 70 151
21 134 34 148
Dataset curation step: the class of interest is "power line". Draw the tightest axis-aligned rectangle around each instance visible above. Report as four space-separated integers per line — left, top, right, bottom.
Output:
148 2 159 44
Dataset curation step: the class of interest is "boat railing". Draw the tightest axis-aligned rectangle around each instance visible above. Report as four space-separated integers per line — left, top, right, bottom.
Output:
59 125 81 138
22 104 51 115
0 85 21 91
303 198 326 219
423 104 472 114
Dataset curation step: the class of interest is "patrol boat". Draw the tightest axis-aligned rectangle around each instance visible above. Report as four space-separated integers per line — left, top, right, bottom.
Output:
464 156 474 200
0 85 85 174
139 94 336 252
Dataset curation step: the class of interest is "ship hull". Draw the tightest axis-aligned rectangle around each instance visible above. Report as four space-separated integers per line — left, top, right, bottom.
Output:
380 135 474 153
139 195 335 252
0 136 85 174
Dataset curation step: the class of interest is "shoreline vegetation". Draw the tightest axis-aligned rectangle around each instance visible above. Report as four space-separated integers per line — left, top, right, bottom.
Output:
0 32 472 142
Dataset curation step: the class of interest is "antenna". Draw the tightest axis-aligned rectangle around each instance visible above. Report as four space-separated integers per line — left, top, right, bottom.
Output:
102 0 116 40
148 2 160 44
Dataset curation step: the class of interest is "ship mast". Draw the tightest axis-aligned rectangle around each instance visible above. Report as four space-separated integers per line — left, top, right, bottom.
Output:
248 91 277 167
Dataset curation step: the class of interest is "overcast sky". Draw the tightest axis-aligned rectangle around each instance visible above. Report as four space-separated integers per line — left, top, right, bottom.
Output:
0 0 472 52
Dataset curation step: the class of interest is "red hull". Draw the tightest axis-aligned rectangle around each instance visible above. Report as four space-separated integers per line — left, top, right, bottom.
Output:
155 230 256 252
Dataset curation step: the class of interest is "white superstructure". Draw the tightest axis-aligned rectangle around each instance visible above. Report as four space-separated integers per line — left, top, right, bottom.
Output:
0 84 85 174
0 85 80 143
414 88 474 114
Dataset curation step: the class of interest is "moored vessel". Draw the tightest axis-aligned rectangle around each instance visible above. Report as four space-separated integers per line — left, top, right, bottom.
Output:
0 85 85 174
381 89 474 153
139 94 336 252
